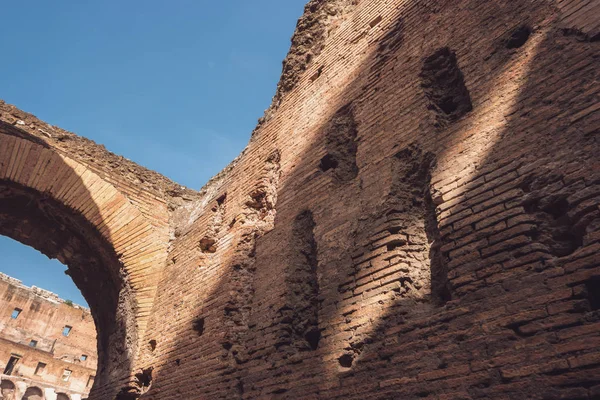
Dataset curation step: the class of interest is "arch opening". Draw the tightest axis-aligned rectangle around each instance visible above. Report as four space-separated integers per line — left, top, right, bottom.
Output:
21 386 43 400
1 379 16 400
0 178 136 397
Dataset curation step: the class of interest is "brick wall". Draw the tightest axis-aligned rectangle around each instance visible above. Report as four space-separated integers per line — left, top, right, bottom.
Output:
0 0 598 398
0 275 96 398
141 0 599 399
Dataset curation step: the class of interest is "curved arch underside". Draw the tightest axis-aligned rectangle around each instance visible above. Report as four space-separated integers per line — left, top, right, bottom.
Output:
0 126 169 398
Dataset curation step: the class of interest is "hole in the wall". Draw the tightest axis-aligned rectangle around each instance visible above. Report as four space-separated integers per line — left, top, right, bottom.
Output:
135 367 153 391
319 103 359 182
585 277 600 311
420 47 472 128
148 340 157 352
246 190 267 210
114 368 153 399
388 226 401 235
390 145 450 304
522 193 584 258
304 328 321 351
541 197 569 220
338 353 354 368
386 238 407 251
369 15 382 28
222 341 233 350
199 237 217 253
506 25 532 49
310 66 324 82
216 193 227 206
192 317 205 336
278 210 321 352
319 154 339 172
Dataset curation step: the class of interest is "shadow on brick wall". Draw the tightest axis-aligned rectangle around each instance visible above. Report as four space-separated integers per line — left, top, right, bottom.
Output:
0 126 137 399
155 0 599 398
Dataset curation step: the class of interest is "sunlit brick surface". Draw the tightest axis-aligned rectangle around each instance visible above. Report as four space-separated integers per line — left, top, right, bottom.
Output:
1 0 598 398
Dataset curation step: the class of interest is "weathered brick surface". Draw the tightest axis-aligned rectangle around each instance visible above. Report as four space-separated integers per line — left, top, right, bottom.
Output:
1 0 599 399
142 0 599 398
0 274 97 399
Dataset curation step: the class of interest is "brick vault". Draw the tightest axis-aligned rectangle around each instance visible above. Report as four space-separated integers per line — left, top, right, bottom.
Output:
0 0 599 399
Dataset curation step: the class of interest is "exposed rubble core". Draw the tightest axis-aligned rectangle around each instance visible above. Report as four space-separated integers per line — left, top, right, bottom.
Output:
420 48 473 128
319 103 359 182
276 210 321 353
0 0 599 399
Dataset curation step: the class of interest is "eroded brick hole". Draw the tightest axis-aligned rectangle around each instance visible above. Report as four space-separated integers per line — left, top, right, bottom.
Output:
506 25 532 49
115 368 152 400
521 185 584 257
221 150 281 368
277 210 321 352
420 47 473 128
192 317 205 336
338 353 354 368
200 193 227 253
391 146 450 304
199 237 217 253
319 103 359 182
148 340 157 352
319 154 339 172
585 277 600 311
135 368 153 390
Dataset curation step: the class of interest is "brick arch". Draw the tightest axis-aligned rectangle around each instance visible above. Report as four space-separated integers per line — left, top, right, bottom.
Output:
0 126 167 398
1 379 16 399
21 386 43 400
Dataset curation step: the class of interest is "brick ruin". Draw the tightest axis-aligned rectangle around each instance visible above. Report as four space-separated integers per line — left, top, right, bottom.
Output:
0 0 598 398
0 273 97 400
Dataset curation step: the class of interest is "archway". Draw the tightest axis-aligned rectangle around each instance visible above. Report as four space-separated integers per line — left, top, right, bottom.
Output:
0 179 132 396
1 380 16 400
0 122 167 398
56 394 70 400
20 387 43 400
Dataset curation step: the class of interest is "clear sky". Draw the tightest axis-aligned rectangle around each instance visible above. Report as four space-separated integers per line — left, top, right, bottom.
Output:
0 0 308 306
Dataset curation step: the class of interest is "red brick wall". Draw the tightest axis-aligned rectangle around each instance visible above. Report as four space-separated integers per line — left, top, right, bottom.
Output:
141 0 600 399
0 0 597 398
0 276 96 396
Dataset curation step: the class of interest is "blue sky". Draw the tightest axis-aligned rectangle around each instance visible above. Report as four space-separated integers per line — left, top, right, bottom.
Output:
0 0 307 306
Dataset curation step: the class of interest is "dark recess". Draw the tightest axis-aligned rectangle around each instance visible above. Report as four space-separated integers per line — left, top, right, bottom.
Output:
506 26 532 48
585 277 600 311
338 353 354 368
277 210 321 352
319 104 359 182
420 47 473 128
192 317 205 336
